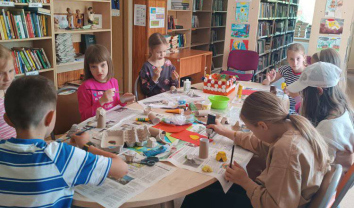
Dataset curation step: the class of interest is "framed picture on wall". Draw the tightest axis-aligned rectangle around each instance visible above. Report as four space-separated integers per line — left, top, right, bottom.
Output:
93 14 103 29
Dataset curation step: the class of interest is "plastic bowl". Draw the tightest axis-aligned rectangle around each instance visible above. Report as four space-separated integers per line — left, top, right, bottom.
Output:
208 95 230 110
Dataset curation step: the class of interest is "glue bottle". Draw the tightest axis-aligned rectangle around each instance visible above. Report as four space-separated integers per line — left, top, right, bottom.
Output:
184 79 191 92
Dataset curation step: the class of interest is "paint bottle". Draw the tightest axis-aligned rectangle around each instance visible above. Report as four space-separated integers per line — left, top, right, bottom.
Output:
184 79 191 92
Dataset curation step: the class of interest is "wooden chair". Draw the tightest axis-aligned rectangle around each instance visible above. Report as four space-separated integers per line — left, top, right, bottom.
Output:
331 163 354 207
53 86 81 136
308 164 342 208
134 76 145 101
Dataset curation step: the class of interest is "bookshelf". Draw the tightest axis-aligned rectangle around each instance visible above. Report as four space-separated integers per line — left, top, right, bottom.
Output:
222 0 298 83
0 1 55 83
167 0 228 73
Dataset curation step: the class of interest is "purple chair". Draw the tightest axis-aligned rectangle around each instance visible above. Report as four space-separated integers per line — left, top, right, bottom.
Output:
221 50 259 81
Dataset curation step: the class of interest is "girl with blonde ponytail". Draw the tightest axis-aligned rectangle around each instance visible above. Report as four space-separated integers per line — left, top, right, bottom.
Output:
182 91 330 208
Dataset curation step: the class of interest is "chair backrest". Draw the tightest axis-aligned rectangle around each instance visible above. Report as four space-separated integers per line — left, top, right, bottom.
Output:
227 50 259 71
332 163 354 208
225 50 259 81
308 164 343 208
53 87 81 135
134 76 145 101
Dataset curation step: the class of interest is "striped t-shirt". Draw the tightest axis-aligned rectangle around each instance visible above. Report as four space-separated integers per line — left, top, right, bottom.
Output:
0 97 16 139
0 138 112 208
279 65 302 112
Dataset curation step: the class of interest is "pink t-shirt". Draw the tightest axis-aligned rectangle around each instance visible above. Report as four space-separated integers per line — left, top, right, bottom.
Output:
78 78 125 121
0 97 16 139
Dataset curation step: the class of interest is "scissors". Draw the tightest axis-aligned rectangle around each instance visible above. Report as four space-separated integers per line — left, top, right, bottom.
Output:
138 157 159 166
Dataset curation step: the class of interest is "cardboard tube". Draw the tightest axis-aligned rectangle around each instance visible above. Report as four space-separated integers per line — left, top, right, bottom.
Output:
199 138 209 159
148 112 161 125
143 106 152 115
148 127 161 137
96 108 106 128
120 94 135 103
195 110 210 117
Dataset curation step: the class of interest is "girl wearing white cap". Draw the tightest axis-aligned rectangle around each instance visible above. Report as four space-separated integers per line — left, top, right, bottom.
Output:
287 62 354 174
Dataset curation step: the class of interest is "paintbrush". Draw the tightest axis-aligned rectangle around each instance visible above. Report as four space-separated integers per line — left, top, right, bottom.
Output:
229 144 235 168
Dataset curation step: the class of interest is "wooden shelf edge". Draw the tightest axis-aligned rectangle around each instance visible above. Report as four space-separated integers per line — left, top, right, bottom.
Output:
15 68 54 77
0 36 52 43
191 42 209 47
55 29 111 34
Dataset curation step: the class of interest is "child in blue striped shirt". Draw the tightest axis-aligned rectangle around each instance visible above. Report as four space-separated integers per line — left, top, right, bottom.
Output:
0 76 128 208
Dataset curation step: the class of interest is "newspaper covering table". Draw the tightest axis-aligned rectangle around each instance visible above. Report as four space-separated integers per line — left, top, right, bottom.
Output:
75 161 176 208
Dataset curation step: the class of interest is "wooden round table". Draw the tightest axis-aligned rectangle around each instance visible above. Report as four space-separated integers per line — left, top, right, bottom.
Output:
72 81 288 208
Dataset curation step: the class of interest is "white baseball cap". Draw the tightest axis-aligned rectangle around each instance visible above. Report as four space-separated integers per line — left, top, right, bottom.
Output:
287 62 342 93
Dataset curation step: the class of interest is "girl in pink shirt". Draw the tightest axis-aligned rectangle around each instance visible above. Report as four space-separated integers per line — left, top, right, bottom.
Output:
0 45 16 139
78 45 132 121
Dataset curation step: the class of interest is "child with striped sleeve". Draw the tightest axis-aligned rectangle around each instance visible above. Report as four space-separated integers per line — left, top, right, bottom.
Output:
0 76 128 207
262 43 307 113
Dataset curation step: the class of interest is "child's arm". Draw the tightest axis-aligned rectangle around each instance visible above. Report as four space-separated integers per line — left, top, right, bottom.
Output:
71 133 128 179
262 69 282 85
77 85 102 121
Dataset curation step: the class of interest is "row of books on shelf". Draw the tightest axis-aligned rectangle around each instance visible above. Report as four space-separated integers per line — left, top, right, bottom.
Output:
1 0 50 3
193 0 203 11
258 21 272 37
257 39 271 54
212 0 225 11
0 8 49 40
192 15 199 28
171 0 189 10
289 5 297 18
165 34 185 53
11 47 51 74
259 2 275 19
212 13 224 27
168 15 176 30
276 4 288 18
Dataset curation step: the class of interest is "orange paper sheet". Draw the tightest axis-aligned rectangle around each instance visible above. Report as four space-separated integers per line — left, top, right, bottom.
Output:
153 123 192 133
171 130 209 146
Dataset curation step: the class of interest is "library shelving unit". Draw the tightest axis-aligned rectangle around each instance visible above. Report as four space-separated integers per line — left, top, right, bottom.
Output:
254 0 298 83
54 0 112 87
167 0 228 73
0 1 55 84
0 0 112 88
222 0 298 83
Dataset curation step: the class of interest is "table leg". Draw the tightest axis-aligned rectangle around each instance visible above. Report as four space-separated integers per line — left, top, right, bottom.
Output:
160 200 174 208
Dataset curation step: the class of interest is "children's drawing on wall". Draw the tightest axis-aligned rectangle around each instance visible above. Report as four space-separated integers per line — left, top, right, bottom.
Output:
316 36 341 51
235 2 249 23
325 0 343 18
112 0 120 16
231 24 250 38
319 18 344 35
230 39 249 51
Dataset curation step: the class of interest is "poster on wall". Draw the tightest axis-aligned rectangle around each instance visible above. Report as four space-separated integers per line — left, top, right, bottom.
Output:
134 4 146 26
230 39 249 51
235 2 249 23
325 0 343 18
112 0 120 16
316 36 341 51
231 24 250 38
150 7 165 28
319 18 344 35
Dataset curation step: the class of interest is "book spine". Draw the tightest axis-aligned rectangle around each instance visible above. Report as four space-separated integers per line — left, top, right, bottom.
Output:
11 51 20 74
18 51 28 72
35 49 47 68
10 13 18 39
40 48 50 68
0 15 4 40
19 50 32 71
29 49 41 69
16 15 25 39
24 12 33 38
6 11 15 39
20 9 29 38
2 9 11 39
26 13 35 38
32 49 43 69
25 49 36 70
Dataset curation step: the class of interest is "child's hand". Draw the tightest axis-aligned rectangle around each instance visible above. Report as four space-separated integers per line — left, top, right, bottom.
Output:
266 69 276 82
121 93 135 105
99 89 115 105
207 120 227 137
171 70 179 81
225 161 249 186
70 132 90 149
284 87 299 98
152 67 163 82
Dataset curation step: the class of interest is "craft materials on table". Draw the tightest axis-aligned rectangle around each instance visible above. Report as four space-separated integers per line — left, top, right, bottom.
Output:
170 130 209 146
203 73 238 96
153 123 192 133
